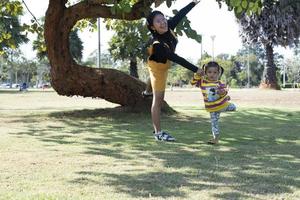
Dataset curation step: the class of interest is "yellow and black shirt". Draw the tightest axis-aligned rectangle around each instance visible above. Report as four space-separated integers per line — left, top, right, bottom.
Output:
148 2 199 73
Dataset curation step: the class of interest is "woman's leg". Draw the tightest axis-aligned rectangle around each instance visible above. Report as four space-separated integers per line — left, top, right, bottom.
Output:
151 91 165 133
147 61 174 141
145 78 152 94
142 78 153 97
151 90 175 141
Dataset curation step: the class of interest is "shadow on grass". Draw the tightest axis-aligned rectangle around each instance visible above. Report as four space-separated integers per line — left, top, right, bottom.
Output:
8 107 300 199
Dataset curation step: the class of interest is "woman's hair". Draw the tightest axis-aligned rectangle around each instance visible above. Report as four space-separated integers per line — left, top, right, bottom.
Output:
146 10 164 34
202 61 224 77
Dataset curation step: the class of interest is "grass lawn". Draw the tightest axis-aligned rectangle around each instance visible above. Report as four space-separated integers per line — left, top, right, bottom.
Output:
0 89 299 200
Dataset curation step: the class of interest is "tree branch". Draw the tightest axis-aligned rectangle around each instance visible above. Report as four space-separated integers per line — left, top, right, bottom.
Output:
65 0 156 26
48 0 68 8
83 0 118 6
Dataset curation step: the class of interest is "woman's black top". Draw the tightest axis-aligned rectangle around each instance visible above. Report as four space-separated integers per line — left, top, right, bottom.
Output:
149 2 199 73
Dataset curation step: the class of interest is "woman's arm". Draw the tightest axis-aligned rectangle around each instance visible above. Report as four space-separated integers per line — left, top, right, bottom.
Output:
167 53 199 72
151 42 200 72
168 0 201 30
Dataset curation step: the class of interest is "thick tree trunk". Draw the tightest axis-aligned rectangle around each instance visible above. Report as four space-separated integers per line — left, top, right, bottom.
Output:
259 44 280 89
129 56 138 78
44 0 173 112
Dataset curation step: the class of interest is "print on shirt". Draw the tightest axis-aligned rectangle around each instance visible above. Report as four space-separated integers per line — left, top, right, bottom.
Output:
207 87 220 102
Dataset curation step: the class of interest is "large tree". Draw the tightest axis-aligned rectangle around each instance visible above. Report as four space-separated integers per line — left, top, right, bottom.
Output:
238 0 300 89
44 0 261 110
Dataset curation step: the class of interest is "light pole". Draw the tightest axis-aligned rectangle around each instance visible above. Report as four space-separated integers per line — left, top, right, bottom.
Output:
211 35 216 60
247 46 250 88
97 18 101 68
283 64 286 88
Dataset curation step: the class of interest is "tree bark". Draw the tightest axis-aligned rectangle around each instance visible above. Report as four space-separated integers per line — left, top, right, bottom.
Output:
129 56 139 78
259 44 280 89
44 0 173 112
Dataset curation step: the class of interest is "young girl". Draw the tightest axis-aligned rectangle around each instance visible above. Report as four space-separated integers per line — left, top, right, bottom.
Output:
191 61 236 144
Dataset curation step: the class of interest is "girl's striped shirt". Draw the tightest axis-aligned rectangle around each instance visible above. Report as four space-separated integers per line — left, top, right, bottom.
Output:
191 73 230 112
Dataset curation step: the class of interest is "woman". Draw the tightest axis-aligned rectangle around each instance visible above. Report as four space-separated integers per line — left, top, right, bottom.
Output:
144 0 202 141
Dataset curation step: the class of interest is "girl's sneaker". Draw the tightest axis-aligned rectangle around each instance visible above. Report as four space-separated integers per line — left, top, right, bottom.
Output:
154 131 175 142
207 135 219 145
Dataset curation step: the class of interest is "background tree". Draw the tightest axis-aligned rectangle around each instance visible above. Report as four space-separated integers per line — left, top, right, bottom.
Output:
107 19 149 78
0 0 26 55
34 57 51 87
69 29 83 63
284 56 300 86
83 51 115 68
232 45 265 87
238 0 300 89
294 45 300 56
19 57 38 85
168 64 194 87
1 49 23 86
0 49 39 86
32 17 83 62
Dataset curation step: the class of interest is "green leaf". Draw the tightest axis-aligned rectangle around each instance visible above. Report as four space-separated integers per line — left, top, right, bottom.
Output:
177 30 183 36
232 0 241 7
236 6 243 14
242 0 248 9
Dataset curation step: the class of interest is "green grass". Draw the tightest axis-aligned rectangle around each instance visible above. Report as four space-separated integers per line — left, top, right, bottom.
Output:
0 89 299 200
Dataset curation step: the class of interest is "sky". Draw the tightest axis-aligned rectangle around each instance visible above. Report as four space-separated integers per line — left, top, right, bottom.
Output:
20 0 294 62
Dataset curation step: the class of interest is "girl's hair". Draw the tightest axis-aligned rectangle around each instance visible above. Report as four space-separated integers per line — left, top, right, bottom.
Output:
202 61 224 77
146 10 164 34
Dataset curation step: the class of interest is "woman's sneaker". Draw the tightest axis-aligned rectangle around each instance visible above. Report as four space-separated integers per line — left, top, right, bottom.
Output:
154 131 175 142
142 91 153 98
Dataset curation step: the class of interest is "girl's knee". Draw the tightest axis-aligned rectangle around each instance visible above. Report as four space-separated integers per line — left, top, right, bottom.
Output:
229 104 237 111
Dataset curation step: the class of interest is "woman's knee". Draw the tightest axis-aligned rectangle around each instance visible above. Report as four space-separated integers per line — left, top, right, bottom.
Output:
152 91 165 107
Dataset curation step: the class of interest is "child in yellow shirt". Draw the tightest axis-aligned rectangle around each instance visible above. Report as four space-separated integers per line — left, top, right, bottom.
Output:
191 61 236 144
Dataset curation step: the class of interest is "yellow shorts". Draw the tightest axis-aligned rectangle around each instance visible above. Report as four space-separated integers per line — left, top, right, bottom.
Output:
148 59 171 92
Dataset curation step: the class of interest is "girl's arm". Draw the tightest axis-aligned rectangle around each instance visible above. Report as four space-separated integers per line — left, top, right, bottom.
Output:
168 1 200 30
191 72 203 87
217 82 228 96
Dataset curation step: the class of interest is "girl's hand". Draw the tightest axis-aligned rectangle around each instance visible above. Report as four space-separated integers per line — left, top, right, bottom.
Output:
192 0 201 4
196 68 205 76
217 85 227 95
217 88 226 95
